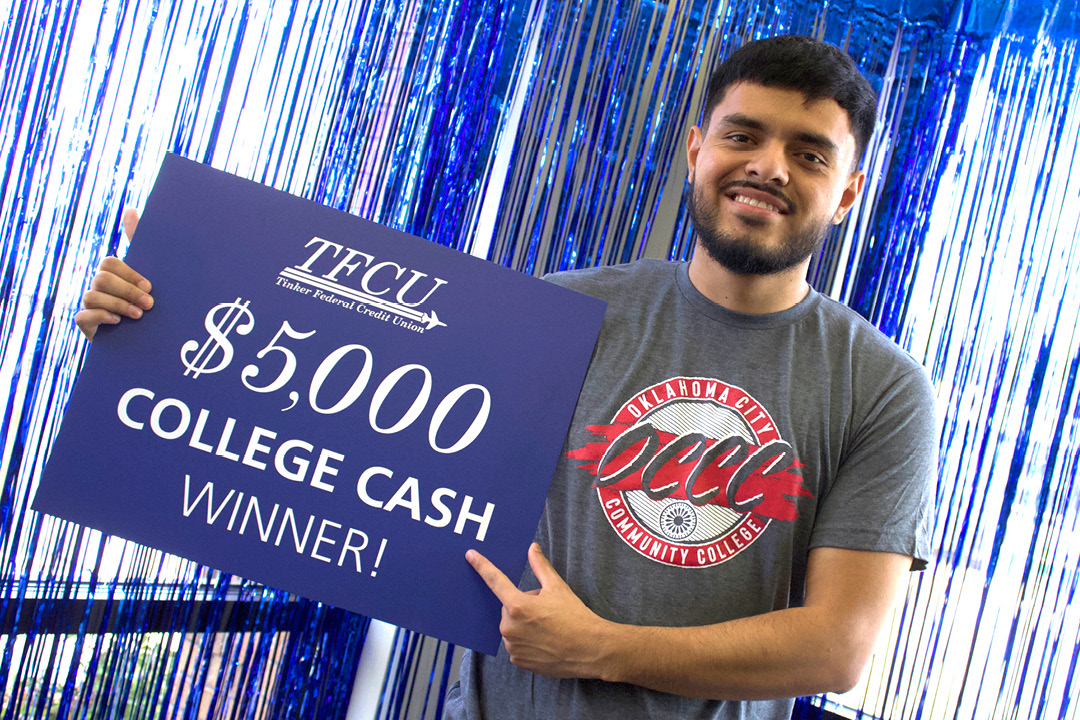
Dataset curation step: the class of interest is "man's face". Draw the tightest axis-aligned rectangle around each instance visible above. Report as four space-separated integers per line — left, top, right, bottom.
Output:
685 82 866 275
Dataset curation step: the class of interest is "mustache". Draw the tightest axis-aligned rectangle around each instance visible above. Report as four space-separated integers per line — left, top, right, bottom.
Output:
718 180 795 214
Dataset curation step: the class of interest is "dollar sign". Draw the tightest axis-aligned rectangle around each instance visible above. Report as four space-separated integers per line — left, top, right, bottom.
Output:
180 298 255 377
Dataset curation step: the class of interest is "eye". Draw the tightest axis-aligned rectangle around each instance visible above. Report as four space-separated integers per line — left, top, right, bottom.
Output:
726 133 753 144
800 152 826 165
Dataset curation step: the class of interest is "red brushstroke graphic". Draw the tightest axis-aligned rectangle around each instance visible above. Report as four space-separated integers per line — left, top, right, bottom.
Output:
568 423 812 521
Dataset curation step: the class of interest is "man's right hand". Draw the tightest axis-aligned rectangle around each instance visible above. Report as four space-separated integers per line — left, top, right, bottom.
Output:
75 209 153 341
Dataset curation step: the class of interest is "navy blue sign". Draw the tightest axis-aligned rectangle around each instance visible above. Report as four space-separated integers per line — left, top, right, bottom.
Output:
35 154 605 654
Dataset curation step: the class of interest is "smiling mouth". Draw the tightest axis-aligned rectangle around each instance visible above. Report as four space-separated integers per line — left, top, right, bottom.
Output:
730 193 785 214
719 180 794 215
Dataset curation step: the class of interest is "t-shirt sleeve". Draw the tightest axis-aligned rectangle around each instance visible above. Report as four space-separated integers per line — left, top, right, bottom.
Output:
810 364 939 570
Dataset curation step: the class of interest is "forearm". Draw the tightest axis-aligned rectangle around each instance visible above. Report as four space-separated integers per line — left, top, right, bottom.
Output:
593 604 873 700
469 545 909 702
586 548 911 700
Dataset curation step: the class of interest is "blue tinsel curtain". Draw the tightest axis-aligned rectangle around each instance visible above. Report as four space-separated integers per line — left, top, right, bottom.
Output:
2 0 1079 718
0 0 527 716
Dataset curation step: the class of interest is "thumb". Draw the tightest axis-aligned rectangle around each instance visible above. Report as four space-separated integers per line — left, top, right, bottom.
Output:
528 543 565 589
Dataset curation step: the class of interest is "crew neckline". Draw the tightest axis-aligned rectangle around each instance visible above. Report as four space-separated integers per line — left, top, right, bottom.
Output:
675 261 822 328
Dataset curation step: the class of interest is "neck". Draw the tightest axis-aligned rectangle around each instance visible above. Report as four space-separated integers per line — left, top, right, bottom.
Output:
687 244 812 314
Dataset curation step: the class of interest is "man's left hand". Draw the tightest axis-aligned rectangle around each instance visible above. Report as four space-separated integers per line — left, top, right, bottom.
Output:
466 543 613 679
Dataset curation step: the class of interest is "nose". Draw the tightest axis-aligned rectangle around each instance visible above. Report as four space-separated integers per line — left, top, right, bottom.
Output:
744 142 789 185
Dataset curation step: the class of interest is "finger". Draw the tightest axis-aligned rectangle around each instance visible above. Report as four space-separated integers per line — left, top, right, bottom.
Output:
81 288 147 319
99 256 152 294
88 268 153 311
466 550 521 605
122 208 140 240
74 309 121 341
527 543 565 589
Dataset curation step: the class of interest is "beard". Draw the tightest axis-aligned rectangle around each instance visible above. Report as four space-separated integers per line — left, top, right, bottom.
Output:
686 178 829 276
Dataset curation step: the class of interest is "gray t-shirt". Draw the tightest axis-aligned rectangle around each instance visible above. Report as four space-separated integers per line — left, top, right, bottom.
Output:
444 259 937 719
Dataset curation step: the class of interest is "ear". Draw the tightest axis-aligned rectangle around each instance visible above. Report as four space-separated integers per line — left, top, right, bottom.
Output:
833 170 866 224
686 125 703 179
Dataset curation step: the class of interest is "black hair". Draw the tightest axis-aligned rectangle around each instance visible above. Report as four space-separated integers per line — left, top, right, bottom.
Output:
701 36 878 164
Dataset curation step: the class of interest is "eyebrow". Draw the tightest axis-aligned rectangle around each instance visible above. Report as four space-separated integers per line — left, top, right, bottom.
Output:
717 112 840 155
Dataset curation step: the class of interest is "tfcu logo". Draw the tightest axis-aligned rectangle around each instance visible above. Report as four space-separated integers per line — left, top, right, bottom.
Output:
277 237 448 332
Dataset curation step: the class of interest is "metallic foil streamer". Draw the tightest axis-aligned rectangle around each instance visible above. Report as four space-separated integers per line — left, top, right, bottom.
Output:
0 0 525 717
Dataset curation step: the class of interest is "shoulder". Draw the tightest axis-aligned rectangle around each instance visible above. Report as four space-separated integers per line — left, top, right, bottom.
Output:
809 294 936 414
543 259 677 301
815 295 926 372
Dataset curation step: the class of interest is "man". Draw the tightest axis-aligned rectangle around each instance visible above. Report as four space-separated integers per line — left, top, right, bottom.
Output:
444 35 936 718
77 35 935 720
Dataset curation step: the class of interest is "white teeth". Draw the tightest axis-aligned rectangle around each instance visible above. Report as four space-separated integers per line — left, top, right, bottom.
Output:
733 194 781 213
